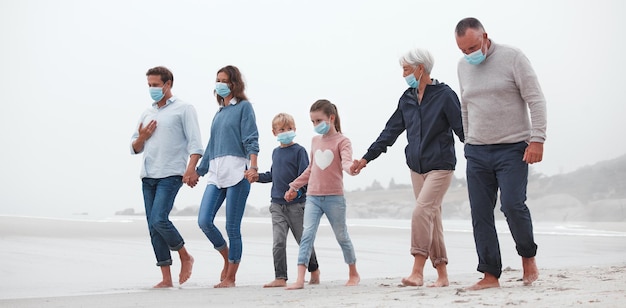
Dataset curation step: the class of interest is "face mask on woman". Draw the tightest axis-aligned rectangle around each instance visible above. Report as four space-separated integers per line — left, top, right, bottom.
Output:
215 82 231 97
404 67 423 88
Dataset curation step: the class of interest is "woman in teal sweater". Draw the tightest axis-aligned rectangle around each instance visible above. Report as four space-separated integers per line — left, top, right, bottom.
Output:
192 65 259 288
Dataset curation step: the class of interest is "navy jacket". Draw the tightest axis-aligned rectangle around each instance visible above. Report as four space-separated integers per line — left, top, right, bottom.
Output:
362 80 464 174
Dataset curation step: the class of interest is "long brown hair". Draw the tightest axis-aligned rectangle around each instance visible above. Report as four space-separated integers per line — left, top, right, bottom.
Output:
215 65 248 105
310 99 341 133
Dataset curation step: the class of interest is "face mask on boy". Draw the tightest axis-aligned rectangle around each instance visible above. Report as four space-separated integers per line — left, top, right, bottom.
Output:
277 130 296 144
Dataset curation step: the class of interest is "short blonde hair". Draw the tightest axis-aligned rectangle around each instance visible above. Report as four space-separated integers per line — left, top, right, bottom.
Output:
272 113 296 130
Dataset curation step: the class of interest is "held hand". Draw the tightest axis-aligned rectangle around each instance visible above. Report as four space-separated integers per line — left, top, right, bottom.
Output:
244 169 258 183
184 171 200 188
523 142 544 164
246 172 259 183
350 159 367 175
284 188 297 202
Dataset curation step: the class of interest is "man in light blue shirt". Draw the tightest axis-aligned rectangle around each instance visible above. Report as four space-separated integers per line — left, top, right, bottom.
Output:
131 66 203 288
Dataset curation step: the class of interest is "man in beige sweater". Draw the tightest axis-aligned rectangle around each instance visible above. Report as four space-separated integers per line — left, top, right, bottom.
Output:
455 17 547 290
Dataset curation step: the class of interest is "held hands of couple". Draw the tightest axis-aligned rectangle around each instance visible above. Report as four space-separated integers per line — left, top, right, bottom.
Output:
183 171 200 188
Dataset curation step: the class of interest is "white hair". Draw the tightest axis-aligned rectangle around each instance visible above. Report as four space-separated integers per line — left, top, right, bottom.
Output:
399 48 434 74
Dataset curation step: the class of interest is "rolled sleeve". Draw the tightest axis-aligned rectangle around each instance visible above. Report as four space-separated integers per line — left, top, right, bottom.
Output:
183 105 204 156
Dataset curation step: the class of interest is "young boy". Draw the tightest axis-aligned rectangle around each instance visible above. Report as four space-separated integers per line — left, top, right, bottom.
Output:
253 113 320 288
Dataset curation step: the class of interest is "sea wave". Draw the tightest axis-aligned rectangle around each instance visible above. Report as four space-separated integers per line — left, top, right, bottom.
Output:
2 214 624 237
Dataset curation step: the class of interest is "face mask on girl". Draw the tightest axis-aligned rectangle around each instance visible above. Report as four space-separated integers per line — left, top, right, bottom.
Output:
215 82 231 97
277 130 296 144
314 121 330 135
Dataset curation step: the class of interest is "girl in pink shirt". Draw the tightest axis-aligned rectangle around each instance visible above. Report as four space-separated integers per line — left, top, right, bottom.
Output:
284 99 361 290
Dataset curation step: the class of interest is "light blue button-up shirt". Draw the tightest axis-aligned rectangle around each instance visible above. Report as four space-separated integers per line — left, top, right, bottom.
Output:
131 96 204 179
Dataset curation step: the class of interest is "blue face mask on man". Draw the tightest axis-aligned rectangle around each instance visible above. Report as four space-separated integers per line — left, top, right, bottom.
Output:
314 121 330 135
215 82 231 97
149 86 164 102
464 38 487 65
277 130 296 144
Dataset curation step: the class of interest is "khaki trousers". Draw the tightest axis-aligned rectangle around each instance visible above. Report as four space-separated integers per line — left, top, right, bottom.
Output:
409 169 453 267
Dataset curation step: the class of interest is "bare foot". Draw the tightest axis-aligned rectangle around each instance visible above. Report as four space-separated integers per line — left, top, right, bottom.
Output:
466 274 500 290
309 269 320 285
401 275 424 287
346 274 360 286
179 255 194 285
427 277 449 287
220 264 228 282
522 257 539 286
285 281 304 290
153 280 173 288
218 248 229 281
214 279 236 288
263 279 287 288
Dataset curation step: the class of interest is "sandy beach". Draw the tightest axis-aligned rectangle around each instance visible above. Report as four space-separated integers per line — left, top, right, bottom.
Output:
0 215 625 307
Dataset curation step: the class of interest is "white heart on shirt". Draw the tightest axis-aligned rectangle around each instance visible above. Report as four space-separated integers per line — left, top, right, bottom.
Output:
314 149 334 170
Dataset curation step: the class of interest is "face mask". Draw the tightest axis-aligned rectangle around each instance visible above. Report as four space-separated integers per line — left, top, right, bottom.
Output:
277 130 296 144
215 82 231 97
464 39 486 65
314 121 330 135
404 68 423 88
149 87 164 101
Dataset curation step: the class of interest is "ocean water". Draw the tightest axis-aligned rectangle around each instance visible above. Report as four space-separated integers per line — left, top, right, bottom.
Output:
1 214 625 300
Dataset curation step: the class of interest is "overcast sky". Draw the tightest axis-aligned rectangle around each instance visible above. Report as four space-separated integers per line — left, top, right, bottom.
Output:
1 0 624 219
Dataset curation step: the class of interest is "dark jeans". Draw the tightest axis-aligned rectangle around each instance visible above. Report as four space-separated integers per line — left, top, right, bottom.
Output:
142 176 185 266
269 202 319 280
465 142 538 278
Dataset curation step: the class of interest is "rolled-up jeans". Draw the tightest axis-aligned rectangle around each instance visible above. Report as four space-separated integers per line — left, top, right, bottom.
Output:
198 178 250 263
142 175 185 266
297 195 356 266
465 142 538 278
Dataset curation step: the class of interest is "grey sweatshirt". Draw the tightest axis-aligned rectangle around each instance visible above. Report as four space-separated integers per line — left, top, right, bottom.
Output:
457 40 547 145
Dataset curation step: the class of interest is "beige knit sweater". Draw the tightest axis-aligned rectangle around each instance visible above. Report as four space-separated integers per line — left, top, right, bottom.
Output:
457 40 547 145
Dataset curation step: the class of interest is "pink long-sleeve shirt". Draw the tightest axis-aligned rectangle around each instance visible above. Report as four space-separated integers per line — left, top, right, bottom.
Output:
289 132 354 196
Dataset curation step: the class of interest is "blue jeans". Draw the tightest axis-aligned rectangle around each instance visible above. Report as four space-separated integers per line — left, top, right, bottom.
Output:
297 195 356 266
198 178 250 263
142 176 185 266
465 142 538 278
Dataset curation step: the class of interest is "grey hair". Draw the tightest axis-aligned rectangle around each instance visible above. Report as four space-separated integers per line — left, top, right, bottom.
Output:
399 48 434 74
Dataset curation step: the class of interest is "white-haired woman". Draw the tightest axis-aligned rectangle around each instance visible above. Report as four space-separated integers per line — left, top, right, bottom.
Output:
351 48 464 287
